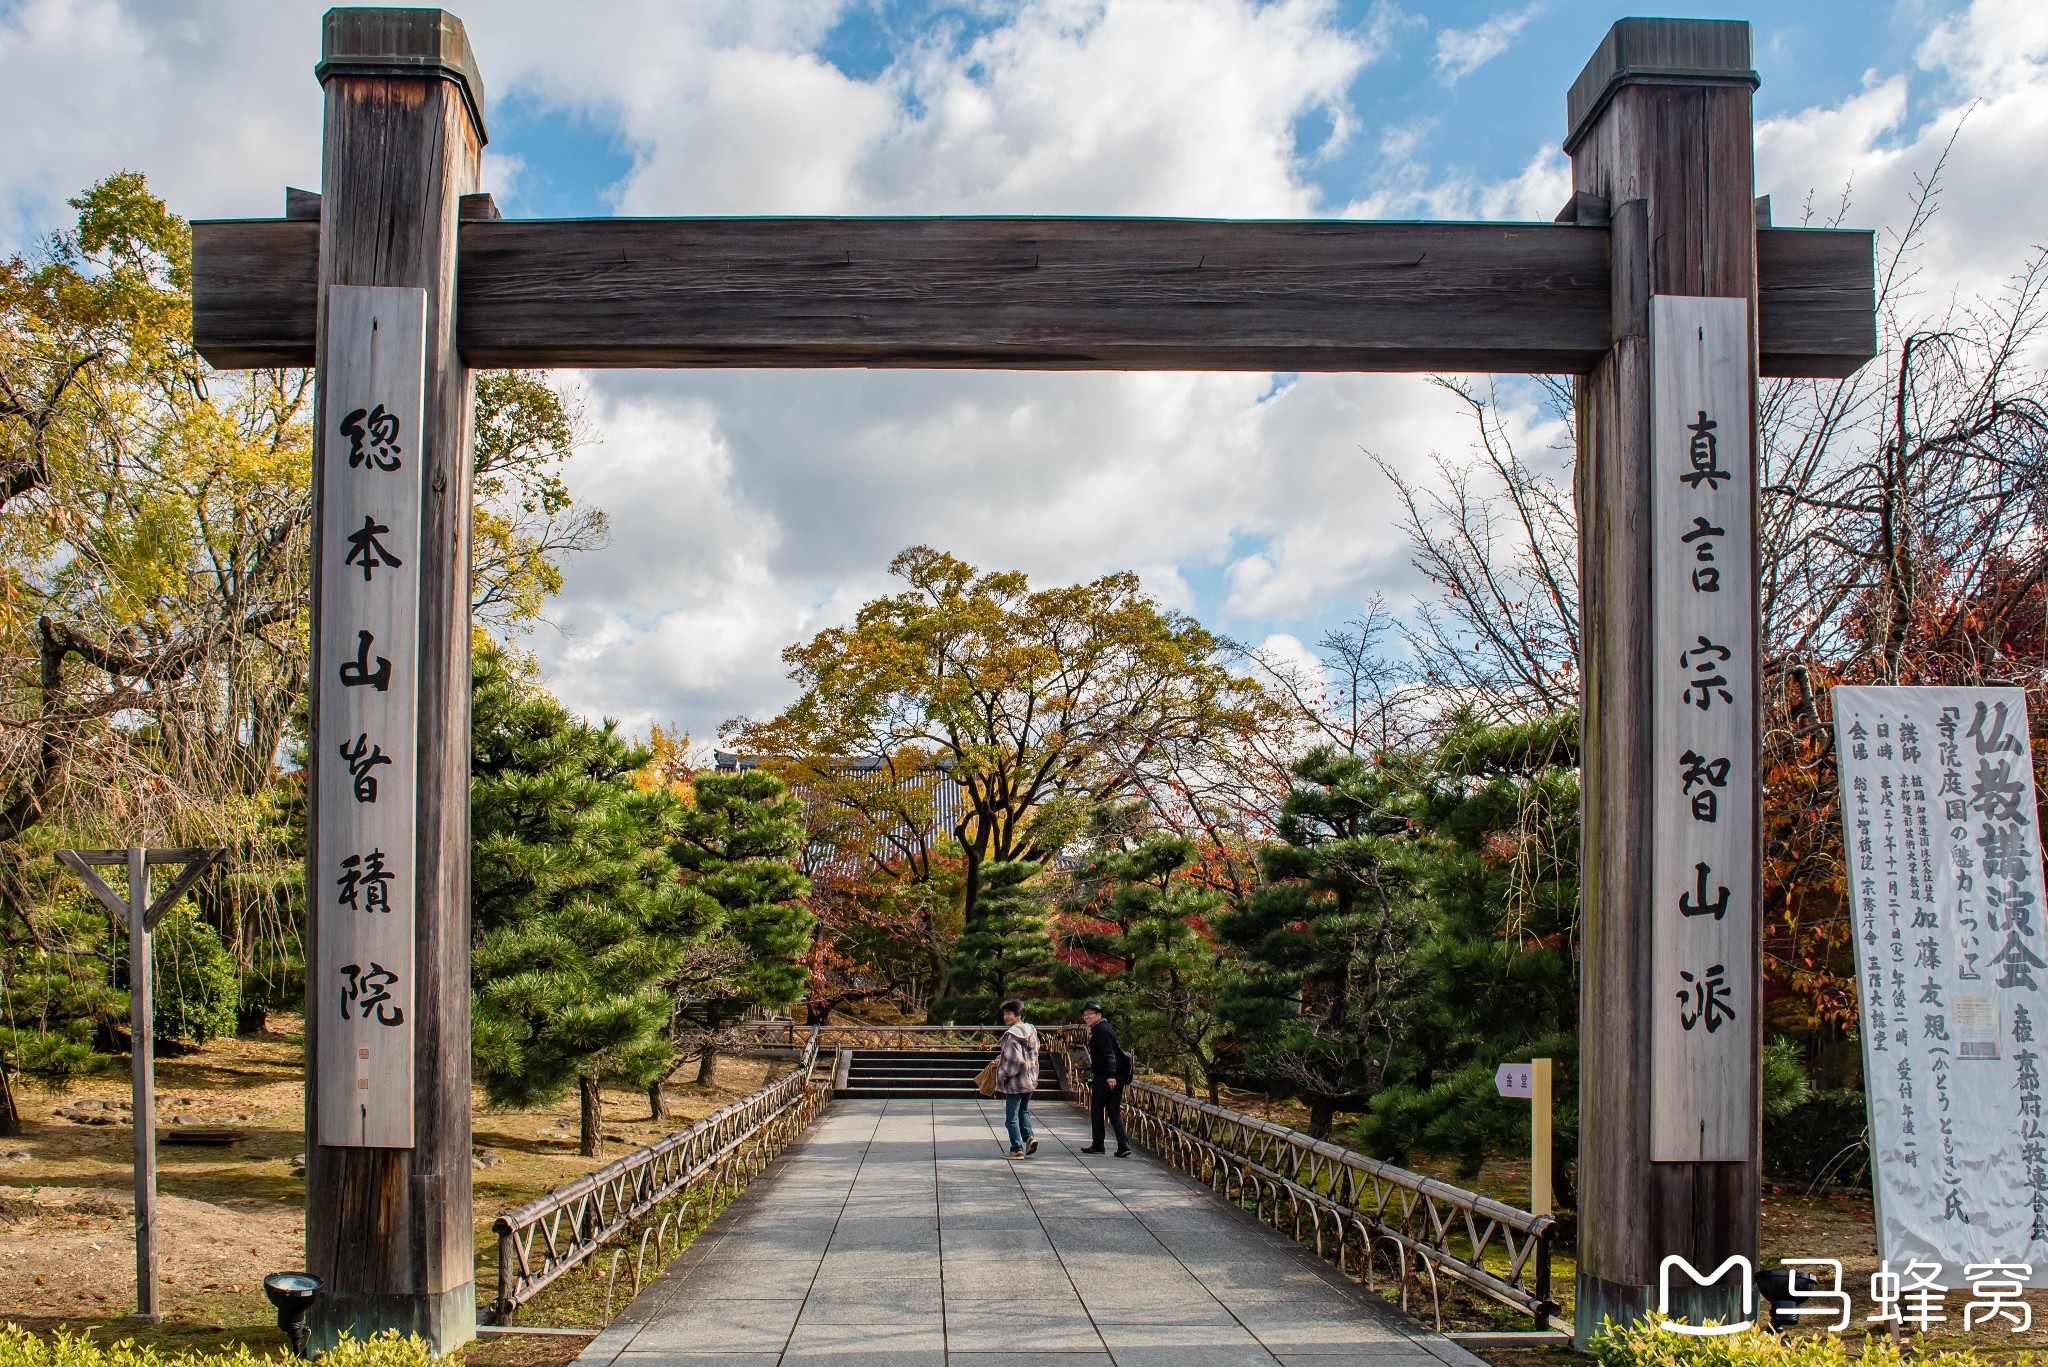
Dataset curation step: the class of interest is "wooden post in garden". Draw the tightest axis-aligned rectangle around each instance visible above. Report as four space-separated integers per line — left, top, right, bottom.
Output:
55 846 225 1324
1569 19 1764 1345
303 8 483 1351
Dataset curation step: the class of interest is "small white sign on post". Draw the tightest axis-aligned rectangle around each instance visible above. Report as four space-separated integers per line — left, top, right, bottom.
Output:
313 285 426 1149
1496 1059 1555 1216
1648 294 1755 1163
1835 686 2048 1282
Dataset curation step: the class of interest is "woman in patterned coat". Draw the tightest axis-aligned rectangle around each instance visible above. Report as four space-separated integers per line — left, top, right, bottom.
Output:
995 999 1040 1157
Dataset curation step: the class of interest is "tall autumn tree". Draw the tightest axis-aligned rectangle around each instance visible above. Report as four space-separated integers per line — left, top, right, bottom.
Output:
0 176 607 1032
736 546 1264 968
0 173 310 846
470 646 709 1156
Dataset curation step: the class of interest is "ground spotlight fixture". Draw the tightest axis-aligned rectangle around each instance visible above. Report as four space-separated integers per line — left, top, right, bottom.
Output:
264 1272 323 1358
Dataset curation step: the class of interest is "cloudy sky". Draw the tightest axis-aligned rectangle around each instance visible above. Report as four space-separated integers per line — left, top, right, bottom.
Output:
2 0 2043 741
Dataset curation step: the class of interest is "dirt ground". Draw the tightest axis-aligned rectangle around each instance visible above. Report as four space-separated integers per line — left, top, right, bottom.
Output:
0 1018 773 1359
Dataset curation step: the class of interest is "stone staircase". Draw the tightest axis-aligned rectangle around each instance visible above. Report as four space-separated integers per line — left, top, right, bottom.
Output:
833 1047 1066 1100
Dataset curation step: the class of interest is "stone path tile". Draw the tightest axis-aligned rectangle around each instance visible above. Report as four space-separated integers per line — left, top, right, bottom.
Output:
577 1098 1483 1367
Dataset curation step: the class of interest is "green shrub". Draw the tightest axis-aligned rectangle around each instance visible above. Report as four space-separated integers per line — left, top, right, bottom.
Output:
1763 1089 1870 1187
0 1326 435 1367
149 907 240 1047
1593 1318 2048 1366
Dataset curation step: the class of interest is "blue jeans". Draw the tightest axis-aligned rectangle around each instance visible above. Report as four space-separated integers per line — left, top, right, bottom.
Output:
1003 1092 1035 1150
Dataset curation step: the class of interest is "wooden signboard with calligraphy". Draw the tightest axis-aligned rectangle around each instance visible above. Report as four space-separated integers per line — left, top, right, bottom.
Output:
1649 295 1755 1162
314 285 425 1149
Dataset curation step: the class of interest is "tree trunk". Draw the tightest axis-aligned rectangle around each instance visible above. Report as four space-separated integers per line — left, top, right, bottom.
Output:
1306 1097 1336 1140
579 1073 603 1158
236 1003 269 1036
961 848 984 933
0 1066 21 1138
647 1080 666 1121
695 1000 725 1087
1553 1133 1578 1212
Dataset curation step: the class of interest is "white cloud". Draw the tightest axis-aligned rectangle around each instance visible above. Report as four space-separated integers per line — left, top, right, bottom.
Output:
1756 0 2048 318
0 0 320 243
1250 630 1324 681
477 0 1378 218
1433 3 1541 87
530 363 1482 731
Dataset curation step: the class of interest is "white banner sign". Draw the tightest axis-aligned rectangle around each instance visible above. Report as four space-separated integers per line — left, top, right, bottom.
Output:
1649 295 1755 1162
1496 1063 1533 1098
1835 686 2048 1281
314 286 425 1149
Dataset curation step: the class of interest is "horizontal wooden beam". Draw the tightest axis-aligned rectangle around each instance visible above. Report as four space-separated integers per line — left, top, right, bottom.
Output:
59 846 228 867
191 215 1874 378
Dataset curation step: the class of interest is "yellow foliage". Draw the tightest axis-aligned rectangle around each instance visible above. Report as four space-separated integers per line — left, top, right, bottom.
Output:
1592 1318 2048 1367
0 1326 438 1367
632 722 697 800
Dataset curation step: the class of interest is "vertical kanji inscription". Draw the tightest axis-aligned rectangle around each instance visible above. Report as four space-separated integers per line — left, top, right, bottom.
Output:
1649 296 1756 1162
314 285 425 1148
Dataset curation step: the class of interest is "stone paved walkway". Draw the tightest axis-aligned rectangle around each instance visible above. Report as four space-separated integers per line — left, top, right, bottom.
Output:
576 1098 1484 1367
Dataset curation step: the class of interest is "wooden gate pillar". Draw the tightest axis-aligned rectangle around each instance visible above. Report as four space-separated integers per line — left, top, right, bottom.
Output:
1569 18 1762 1345
306 9 482 1351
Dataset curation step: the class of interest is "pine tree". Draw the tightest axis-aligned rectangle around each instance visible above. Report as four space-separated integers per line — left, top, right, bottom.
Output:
1079 829 1231 1099
1217 746 1422 1138
669 769 814 1090
0 887 124 1134
469 646 705 1156
1054 806 1149 1007
1354 712 1580 1202
933 860 1057 1023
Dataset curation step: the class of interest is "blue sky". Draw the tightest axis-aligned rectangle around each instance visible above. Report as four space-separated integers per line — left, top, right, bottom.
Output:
2 0 2042 740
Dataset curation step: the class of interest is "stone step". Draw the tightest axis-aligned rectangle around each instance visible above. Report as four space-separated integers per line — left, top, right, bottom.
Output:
836 1046 1061 1099
835 1084 1063 1099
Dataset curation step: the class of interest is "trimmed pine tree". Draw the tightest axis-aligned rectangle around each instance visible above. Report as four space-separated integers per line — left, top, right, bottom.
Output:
669 769 814 1088
933 859 1057 1023
1105 834 1230 1100
1353 712 1580 1202
469 646 706 1156
1217 745 1422 1138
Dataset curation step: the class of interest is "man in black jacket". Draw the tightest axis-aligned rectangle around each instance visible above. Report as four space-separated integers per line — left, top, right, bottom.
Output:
1079 1002 1131 1156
